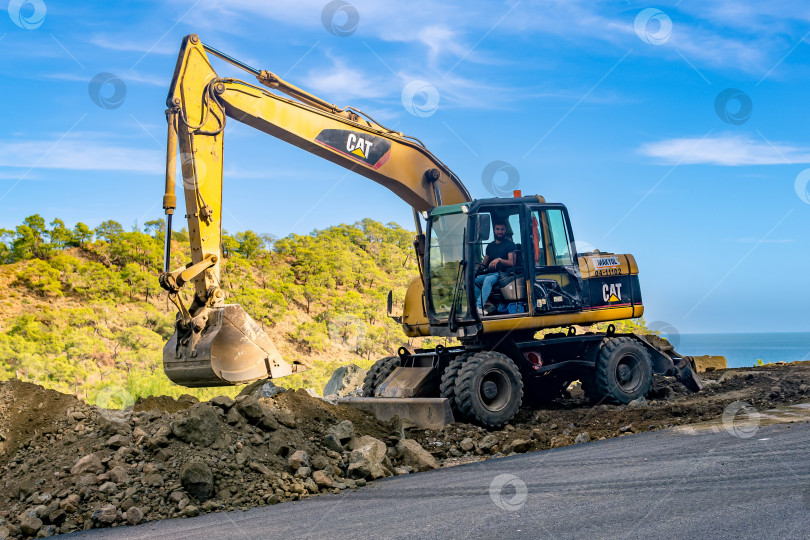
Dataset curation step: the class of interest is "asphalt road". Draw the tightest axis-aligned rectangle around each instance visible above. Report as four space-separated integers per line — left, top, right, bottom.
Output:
66 422 810 540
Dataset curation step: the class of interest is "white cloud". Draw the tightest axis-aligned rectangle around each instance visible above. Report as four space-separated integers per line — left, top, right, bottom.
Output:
0 135 162 174
299 56 393 102
182 0 502 67
171 0 810 111
88 35 175 55
639 134 810 166
45 71 164 87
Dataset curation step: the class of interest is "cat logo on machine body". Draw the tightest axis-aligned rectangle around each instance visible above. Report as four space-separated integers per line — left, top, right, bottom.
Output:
593 255 622 277
314 129 392 169
602 283 622 303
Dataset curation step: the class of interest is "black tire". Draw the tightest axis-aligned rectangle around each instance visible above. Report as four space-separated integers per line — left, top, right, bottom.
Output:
440 353 473 417
361 356 401 397
455 351 523 427
592 337 652 404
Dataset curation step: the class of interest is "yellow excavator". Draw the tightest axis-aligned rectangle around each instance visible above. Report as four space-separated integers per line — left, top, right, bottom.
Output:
160 35 702 428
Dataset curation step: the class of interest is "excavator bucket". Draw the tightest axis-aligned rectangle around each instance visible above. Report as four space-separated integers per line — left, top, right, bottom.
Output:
163 304 296 387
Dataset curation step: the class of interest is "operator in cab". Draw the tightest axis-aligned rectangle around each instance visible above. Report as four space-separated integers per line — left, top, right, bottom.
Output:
474 221 516 316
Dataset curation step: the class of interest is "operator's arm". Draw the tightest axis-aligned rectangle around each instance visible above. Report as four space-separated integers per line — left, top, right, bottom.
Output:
488 250 516 270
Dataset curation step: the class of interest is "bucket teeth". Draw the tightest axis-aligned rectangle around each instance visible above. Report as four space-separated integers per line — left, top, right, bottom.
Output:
163 304 295 387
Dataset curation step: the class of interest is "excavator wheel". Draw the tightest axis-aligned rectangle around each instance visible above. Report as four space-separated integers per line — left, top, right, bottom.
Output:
439 353 473 418
361 356 401 397
590 337 652 404
455 351 523 427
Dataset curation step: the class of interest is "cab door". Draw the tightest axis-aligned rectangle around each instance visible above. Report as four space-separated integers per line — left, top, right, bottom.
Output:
527 205 583 314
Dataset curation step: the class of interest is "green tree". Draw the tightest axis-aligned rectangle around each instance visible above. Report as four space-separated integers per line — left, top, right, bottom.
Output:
12 214 52 260
0 228 13 263
144 219 166 238
48 218 72 249
95 220 124 243
172 227 189 244
289 322 329 354
14 260 63 297
236 230 263 259
71 222 93 248
121 263 156 301
222 230 239 258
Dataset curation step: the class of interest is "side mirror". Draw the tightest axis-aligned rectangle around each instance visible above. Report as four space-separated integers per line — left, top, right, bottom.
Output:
387 290 393 315
472 213 491 242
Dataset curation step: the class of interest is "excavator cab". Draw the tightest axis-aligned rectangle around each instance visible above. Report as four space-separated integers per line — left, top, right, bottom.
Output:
424 197 591 336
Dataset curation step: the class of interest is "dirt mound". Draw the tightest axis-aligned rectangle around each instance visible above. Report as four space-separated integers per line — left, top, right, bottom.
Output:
1 361 809 538
134 394 198 414
411 362 810 465
274 390 394 442
0 382 410 538
0 381 79 466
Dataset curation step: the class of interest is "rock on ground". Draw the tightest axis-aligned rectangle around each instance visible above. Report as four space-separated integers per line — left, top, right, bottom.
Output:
180 459 214 502
239 379 287 399
348 435 388 479
70 453 104 475
395 439 438 471
171 403 220 447
323 365 367 398
4 362 810 538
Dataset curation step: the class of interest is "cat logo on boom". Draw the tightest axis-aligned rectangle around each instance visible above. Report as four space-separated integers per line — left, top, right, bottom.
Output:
314 129 392 169
346 133 372 159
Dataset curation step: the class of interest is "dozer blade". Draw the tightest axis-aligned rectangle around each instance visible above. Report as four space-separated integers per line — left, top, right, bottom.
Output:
163 304 295 387
338 397 455 430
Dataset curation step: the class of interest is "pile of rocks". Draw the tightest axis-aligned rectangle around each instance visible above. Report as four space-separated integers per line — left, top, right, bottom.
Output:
4 360 808 539
0 381 436 539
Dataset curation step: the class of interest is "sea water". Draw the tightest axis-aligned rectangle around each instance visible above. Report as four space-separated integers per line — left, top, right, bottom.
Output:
666 332 810 369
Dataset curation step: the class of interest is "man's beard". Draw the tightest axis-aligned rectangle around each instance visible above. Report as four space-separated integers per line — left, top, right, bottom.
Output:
495 233 504 240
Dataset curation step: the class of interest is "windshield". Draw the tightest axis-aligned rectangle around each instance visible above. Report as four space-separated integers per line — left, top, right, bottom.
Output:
427 213 469 320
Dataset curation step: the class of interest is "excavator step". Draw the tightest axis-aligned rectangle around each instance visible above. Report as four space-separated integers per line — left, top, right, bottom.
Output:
337 397 455 430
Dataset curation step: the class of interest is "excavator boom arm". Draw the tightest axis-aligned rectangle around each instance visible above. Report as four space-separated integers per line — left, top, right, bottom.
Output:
160 34 470 387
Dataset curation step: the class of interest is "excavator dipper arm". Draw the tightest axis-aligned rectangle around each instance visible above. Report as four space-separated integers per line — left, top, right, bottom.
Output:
161 34 470 387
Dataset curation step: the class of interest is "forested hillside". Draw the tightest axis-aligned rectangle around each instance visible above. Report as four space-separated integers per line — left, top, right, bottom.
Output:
0 215 435 404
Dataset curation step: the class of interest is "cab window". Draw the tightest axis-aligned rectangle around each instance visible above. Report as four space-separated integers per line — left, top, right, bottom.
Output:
530 208 574 267
546 209 573 266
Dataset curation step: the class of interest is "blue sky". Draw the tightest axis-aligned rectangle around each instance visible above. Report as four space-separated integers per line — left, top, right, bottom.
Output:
1 0 809 333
